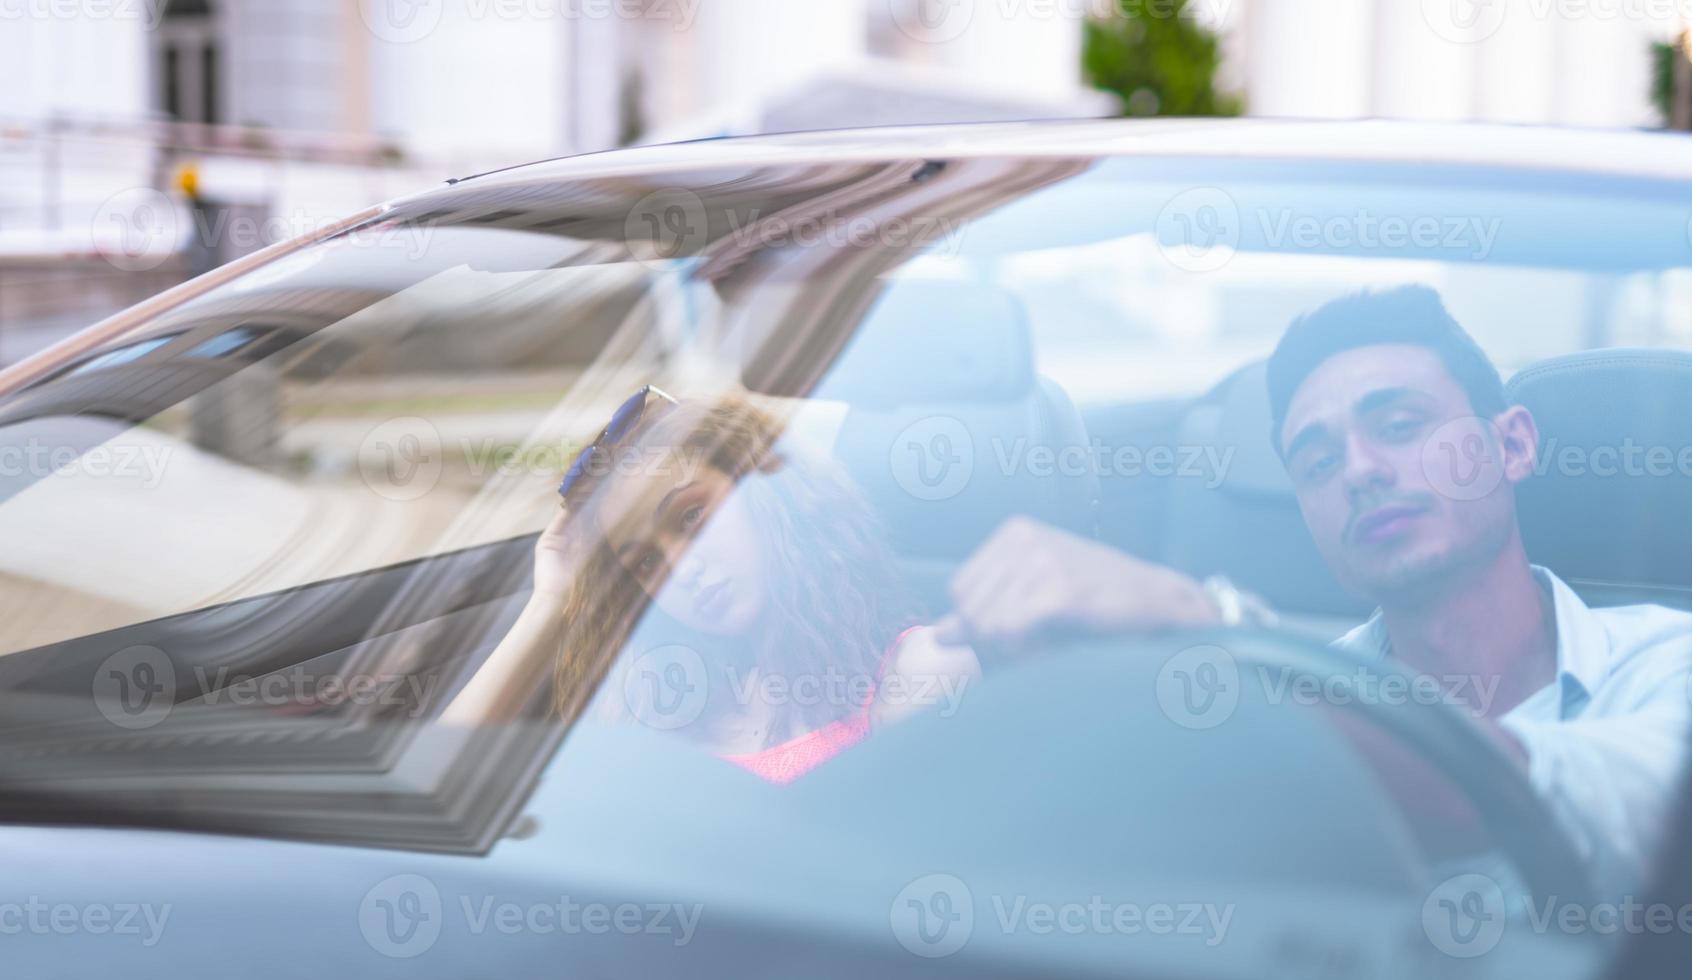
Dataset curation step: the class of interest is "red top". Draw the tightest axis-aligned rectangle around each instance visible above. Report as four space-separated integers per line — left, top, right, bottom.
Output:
719 626 922 784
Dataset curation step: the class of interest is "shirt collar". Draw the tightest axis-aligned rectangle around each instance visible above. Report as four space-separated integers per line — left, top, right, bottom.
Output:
1533 564 1612 711
1338 565 1611 716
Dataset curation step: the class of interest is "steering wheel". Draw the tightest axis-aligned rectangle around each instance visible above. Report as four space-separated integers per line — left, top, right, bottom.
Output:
998 626 1599 908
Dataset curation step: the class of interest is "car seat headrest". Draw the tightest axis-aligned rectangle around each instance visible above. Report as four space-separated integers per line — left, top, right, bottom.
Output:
808 279 1035 408
1205 362 1294 497
1506 349 1692 596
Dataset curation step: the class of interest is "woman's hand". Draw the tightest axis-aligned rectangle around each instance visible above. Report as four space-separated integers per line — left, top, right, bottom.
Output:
531 508 577 602
442 508 577 726
870 627 981 730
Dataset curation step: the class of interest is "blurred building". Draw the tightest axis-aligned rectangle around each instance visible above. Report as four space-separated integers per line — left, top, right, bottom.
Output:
1229 0 1678 127
4 0 1110 223
2 0 1685 362
1 0 1113 361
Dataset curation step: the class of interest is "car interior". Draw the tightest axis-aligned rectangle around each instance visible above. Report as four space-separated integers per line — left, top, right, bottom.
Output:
0 154 1685 917
789 274 1692 644
1506 349 1692 611
809 278 1102 615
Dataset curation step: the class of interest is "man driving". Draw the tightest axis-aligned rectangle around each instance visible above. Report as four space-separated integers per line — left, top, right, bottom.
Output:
938 285 1692 895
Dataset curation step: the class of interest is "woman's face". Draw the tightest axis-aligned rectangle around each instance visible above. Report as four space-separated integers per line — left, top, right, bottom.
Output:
597 459 769 636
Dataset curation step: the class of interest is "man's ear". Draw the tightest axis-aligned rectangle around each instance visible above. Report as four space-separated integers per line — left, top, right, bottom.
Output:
1492 405 1539 485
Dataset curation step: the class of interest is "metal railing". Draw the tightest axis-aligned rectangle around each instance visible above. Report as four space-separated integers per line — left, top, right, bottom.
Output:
0 112 456 242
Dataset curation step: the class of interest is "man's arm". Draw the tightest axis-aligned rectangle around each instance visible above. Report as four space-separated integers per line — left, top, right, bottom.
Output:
1496 689 1692 897
934 517 1221 651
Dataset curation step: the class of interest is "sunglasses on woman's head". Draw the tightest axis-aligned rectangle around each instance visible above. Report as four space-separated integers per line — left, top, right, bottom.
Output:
558 385 678 500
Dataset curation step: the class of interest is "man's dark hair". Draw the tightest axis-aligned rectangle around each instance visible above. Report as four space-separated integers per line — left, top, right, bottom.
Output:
1265 284 1508 454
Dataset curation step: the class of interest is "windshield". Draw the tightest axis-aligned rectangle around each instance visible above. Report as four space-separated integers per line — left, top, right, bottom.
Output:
0 151 1687 972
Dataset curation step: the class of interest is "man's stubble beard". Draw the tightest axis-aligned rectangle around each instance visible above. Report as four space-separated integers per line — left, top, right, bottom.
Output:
1346 502 1516 609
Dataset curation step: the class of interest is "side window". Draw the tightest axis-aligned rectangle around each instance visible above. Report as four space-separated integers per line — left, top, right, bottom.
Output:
0 237 721 654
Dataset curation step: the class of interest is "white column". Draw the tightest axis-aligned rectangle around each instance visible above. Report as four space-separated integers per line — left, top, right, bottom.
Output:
1471 0 1558 123
1245 0 1373 118
1372 0 1475 120
1551 15 1661 128
0 17 152 246
223 0 346 132
1212 0 1252 100
562 14 626 153
691 0 868 109
893 0 1083 103
1 15 150 120
367 6 569 164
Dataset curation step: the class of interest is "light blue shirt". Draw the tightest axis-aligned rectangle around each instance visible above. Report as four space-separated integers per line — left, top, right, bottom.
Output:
1332 566 1692 897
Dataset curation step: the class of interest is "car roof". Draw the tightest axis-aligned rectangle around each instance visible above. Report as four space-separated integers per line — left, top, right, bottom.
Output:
428 117 1692 199
12 118 1679 399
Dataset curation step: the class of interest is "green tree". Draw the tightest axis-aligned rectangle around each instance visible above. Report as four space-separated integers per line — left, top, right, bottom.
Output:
1651 40 1675 126
1083 1 1242 117
1649 39 1692 130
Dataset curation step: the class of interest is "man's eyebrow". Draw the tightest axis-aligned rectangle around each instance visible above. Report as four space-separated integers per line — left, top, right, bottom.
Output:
1282 422 1331 462
1354 386 1427 415
1283 386 1432 458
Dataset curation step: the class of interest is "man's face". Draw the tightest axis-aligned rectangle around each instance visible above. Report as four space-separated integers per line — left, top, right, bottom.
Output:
1278 344 1534 602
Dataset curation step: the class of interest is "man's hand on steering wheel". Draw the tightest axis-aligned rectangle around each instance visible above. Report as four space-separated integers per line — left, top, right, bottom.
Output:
935 517 1222 653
